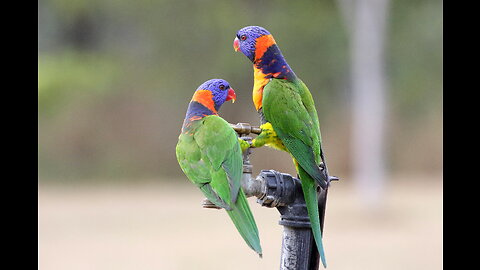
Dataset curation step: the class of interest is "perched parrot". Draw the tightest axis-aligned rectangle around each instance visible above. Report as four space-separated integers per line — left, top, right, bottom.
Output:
175 79 263 257
233 26 333 268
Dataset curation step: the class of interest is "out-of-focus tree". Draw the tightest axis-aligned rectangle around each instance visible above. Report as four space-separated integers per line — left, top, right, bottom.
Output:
338 0 390 209
38 0 442 182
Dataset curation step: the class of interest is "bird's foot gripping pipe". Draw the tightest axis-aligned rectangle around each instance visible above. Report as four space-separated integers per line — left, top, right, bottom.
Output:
203 122 340 210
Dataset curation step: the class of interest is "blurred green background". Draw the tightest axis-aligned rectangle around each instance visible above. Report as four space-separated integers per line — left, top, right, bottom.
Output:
38 0 442 181
38 0 442 269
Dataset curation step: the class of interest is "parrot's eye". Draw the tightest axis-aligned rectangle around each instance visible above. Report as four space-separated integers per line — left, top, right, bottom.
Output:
240 35 247 41
219 85 225 90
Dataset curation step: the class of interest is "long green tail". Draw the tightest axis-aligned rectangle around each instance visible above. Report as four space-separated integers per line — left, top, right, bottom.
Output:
298 165 327 268
226 189 263 257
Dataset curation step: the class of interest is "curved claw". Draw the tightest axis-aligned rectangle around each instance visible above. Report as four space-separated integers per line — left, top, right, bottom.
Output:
318 162 339 185
328 175 339 182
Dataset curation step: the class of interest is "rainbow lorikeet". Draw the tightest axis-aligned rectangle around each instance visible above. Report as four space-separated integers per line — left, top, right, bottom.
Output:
175 79 263 256
233 26 333 267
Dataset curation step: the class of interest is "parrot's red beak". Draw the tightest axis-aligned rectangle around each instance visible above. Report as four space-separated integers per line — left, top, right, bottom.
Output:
233 37 240 52
226 88 236 103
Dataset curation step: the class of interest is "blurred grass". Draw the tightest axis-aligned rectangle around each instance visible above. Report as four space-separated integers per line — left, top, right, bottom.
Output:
39 173 442 270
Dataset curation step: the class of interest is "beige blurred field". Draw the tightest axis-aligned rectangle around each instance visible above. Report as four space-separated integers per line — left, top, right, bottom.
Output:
39 174 442 270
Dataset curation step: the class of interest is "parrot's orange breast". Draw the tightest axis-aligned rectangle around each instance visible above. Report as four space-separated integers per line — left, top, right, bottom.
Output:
252 66 269 111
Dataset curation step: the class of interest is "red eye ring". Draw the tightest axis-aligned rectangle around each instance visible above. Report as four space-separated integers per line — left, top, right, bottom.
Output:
240 35 247 41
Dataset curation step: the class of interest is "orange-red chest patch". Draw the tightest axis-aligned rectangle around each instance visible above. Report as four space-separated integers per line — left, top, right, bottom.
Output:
252 35 277 111
252 66 269 111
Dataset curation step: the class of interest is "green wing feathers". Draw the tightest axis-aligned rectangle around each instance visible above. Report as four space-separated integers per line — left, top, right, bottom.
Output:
226 189 263 256
199 183 232 210
206 161 262 256
262 78 327 267
176 115 262 255
208 161 262 256
194 116 243 203
262 79 326 188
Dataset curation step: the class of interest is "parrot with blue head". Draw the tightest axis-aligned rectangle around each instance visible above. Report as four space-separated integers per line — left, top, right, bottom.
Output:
176 78 263 256
233 26 334 268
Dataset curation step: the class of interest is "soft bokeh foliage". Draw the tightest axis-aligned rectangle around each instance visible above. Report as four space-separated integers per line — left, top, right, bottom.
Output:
38 0 442 181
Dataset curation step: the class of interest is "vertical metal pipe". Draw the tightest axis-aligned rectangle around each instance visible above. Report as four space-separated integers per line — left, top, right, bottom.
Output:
229 124 336 270
279 226 317 270
276 172 320 270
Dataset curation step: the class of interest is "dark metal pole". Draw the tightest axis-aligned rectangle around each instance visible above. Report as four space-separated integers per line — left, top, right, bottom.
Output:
202 123 337 270
256 170 320 270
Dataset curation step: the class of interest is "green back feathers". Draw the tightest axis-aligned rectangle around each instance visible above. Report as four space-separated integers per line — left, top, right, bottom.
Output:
192 116 243 203
262 78 326 189
262 78 328 267
176 115 262 255
177 116 242 204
